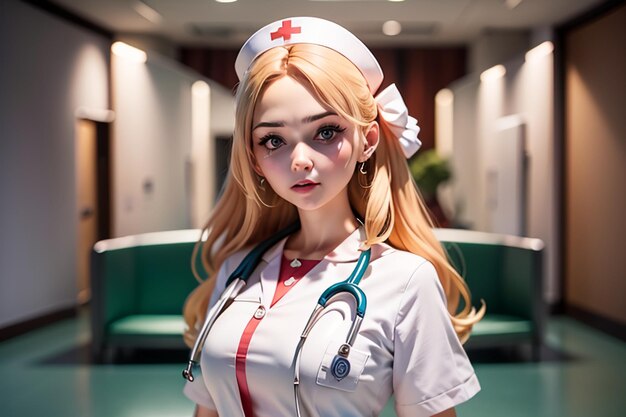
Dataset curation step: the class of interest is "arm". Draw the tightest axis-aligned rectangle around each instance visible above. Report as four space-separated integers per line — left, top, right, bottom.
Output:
194 405 218 417
433 408 457 417
185 261 232 416
393 262 480 417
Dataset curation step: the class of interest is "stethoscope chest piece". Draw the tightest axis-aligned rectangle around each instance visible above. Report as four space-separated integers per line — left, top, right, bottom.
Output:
330 356 351 381
330 343 352 381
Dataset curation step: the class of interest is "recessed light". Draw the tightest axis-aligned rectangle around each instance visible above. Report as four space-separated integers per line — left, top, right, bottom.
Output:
504 0 523 9
215 0 237 3
525 41 554 62
111 42 147 63
480 65 506 82
382 20 402 36
132 1 162 24
192 80 211 96
436 89 454 107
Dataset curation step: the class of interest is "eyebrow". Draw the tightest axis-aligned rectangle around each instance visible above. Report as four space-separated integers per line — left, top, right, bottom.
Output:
252 111 337 131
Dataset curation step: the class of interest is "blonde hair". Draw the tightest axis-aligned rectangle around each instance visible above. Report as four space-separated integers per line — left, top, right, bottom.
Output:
183 44 484 347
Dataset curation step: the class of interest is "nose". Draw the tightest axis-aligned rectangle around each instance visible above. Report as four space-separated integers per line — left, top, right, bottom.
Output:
291 142 313 172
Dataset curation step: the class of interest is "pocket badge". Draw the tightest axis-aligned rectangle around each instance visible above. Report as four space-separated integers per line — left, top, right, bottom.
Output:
316 340 369 392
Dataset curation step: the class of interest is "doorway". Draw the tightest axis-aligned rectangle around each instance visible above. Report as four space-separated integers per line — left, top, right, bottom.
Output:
75 119 111 305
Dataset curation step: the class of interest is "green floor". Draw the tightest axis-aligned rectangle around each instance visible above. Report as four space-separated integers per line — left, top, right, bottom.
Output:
1 311 624 417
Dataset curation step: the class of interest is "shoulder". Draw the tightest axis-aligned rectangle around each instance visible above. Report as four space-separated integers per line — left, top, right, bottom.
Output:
369 243 441 294
219 245 255 277
370 243 435 279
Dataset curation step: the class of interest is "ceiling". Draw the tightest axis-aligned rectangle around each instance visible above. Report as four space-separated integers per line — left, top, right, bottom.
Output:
50 0 604 47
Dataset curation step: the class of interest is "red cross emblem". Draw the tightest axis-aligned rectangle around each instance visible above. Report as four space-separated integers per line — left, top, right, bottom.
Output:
270 20 302 41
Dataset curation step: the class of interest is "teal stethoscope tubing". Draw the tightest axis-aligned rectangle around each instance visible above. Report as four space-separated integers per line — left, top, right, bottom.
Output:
182 222 371 416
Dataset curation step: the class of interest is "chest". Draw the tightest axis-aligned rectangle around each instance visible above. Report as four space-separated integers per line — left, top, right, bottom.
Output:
200 260 404 416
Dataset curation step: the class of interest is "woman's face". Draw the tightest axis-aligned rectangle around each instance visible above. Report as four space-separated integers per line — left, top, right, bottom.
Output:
251 76 361 212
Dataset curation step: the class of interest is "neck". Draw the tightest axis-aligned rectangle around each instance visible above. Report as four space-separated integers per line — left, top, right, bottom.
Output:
284 189 359 260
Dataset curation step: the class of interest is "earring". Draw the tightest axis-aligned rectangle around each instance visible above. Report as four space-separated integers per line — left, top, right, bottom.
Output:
358 161 373 188
256 177 276 207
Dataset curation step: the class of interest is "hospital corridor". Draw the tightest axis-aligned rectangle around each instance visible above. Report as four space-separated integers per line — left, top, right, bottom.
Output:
1 1 624 416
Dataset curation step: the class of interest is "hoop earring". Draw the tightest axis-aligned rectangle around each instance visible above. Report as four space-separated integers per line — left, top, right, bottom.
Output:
358 163 373 189
259 176 265 190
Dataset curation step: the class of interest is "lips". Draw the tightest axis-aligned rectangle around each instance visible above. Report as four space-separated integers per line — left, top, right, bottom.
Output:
291 180 320 191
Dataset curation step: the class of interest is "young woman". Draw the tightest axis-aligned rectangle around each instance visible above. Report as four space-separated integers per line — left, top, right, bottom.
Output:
182 17 484 417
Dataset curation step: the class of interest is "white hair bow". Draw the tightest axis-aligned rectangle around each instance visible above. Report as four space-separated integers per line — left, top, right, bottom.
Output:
375 84 422 159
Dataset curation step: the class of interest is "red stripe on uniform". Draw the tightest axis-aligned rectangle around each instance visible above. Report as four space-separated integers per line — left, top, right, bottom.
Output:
234 255 321 416
236 315 262 417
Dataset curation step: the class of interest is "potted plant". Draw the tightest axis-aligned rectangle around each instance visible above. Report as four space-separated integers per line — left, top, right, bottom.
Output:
408 149 452 227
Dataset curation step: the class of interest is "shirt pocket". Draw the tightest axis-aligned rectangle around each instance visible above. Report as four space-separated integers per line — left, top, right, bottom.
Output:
316 339 369 392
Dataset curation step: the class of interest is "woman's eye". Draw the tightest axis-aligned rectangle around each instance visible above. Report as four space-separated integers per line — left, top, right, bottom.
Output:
259 135 284 150
316 125 345 142
319 129 335 141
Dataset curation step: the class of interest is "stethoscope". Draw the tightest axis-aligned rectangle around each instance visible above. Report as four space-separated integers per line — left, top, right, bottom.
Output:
182 222 370 417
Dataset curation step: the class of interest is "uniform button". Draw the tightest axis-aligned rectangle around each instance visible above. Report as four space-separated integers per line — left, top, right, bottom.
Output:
253 306 266 319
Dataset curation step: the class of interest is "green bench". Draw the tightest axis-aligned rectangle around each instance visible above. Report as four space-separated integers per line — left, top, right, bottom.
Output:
91 228 544 361
90 230 204 361
433 228 545 360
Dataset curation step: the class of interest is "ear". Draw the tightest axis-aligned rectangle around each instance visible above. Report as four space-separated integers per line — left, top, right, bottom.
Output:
358 121 380 163
252 162 264 178
250 154 265 178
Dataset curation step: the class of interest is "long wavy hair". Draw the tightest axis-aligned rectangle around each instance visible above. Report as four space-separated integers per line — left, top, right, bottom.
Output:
183 44 484 347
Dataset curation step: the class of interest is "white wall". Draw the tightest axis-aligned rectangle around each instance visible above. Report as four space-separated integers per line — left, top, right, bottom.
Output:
469 30 529 74
439 42 558 303
111 49 234 236
0 0 110 327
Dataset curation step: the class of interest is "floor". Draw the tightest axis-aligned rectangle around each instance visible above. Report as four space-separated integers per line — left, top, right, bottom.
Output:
0 310 624 417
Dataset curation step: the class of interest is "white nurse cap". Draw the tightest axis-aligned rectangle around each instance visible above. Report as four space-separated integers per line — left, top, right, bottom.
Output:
234 17 384 94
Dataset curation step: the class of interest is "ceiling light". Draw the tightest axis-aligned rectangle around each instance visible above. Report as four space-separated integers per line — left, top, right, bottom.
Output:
504 0 523 9
192 80 211 97
132 1 162 24
111 42 147 63
382 20 402 36
215 0 237 3
525 41 554 62
480 64 506 82
436 89 454 107
388 0 406 2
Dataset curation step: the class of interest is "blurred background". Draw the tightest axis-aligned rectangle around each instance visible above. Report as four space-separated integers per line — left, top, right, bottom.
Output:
0 0 624 416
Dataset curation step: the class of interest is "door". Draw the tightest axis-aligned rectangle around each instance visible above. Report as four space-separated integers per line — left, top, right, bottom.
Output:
76 119 99 304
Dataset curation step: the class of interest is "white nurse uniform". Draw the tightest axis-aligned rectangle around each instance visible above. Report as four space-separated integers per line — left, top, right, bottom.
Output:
184 227 480 417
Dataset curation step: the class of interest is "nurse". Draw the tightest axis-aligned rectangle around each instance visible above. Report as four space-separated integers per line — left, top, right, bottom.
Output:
182 17 485 417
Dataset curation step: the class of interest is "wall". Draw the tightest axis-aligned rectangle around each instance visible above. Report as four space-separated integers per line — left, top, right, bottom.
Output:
440 39 558 303
111 49 234 236
469 29 530 74
0 0 110 327
565 4 626 324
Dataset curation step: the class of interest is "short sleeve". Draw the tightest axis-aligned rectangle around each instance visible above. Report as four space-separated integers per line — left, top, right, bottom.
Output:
182 257 230 410
183 376 217 410
393 261 480 417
